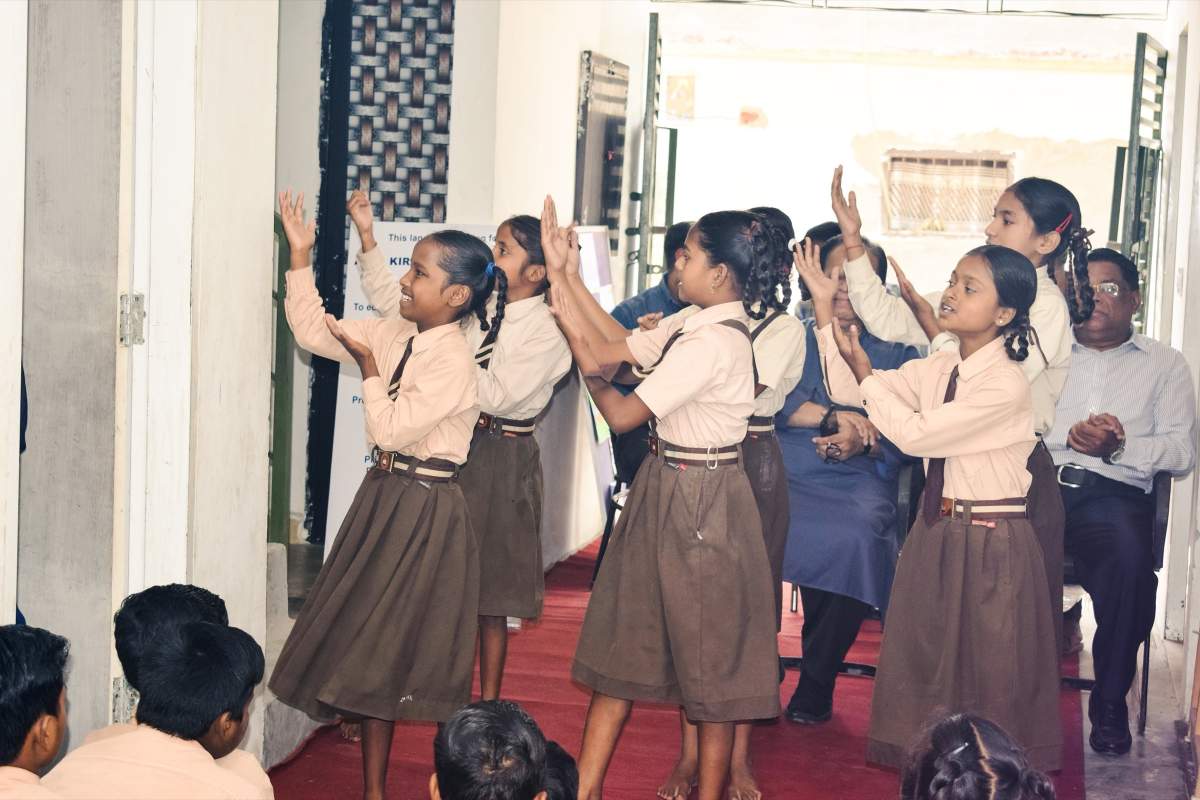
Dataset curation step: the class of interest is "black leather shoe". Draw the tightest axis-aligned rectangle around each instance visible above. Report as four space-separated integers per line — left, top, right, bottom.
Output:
784 704 832 725
785 680 833 725
1089 699 1132 755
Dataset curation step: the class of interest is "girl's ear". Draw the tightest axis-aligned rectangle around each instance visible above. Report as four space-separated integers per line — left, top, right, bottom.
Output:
995 306 1016 328
1035 230 1060 259
443 283 471 310
711 263 730 289
524 262 547 286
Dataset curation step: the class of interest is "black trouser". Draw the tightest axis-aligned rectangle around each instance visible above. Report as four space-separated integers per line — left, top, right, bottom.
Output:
611 423 651 486
791 585 872 711
1061 477 1156 706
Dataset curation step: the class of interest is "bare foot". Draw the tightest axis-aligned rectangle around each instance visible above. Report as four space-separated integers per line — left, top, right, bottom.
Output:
727 761 761 800
656 759 697 799
339 720 361 742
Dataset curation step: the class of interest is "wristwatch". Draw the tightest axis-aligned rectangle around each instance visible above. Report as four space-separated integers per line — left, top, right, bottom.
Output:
1102 441 1126 465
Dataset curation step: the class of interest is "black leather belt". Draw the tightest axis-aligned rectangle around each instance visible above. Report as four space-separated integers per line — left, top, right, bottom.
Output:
1056 463 1100 489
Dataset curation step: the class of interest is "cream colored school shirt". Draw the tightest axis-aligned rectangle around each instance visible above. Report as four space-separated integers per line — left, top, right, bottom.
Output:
43 726 270 800
80 725 273 799
842 253 1072 435
358 247 570 420
626 301 755 447
0 767 59 799
285 267 478 463
818 325 1035 500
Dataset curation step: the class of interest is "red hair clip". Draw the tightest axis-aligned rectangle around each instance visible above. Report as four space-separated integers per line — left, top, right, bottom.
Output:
1054 212 1073 234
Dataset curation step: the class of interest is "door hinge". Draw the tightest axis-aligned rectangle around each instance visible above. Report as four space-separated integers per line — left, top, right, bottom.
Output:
120 293 145 347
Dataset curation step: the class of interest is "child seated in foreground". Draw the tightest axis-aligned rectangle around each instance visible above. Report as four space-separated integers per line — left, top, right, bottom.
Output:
431 700 549 800
0 625 69 799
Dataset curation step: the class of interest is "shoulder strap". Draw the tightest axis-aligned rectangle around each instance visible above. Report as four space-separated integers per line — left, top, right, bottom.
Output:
749 309 783 342
716 318 760 387
632 329 685 380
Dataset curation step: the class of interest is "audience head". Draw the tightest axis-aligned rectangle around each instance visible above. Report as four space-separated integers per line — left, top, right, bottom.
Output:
0 625 69 774
689 210 789 319
1073 247 1140 348
135 621 264 759
901 713 1055 800
804 221 841 251
990 178 1092 324
815 233 887 328
941 245 1037 362
495 215 549 298
114 583 228 693
662 220 694 302
409 231 502 335
541 741 578 800
431 700 548 800
749 206 796 312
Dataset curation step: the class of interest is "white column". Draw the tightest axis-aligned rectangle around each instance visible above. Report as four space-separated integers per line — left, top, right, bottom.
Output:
0 0 28 625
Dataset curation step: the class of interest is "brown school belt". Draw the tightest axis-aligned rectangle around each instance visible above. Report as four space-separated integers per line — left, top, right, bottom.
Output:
371 447 460 482
476 412 537 438
648 435 740 470
746 415 775 438
939 497 1027 528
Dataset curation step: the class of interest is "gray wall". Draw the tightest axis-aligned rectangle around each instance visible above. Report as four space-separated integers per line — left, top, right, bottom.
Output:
19 0 123 748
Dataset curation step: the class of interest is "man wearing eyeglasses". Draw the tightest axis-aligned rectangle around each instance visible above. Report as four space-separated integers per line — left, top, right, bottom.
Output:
1046 247 1196 755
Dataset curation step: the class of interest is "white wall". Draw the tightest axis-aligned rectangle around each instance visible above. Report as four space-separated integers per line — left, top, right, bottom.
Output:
188 0 280 759
657 3 1139 294
0 0 27 624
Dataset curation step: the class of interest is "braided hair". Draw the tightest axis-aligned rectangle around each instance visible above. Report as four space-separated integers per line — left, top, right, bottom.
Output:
693 210 788 320
901 713 1056 800
748 206 795 314
502 214 549 295
1007 177 1094 324
965 245 1038 363
425 230 505 338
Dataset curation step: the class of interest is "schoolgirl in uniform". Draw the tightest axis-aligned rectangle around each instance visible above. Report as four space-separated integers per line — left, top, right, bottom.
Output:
540 197 782 800
269 191 492 800
832 167 1091 653
656 207 807 800
795 236 1062 772
350 193 571 701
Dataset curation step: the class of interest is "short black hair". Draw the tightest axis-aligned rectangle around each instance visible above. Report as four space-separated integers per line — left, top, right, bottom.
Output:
542 741 578 800
664 221 692 265
135 622 264 741
1088 247 1140 293
114 584 228 692
434 700 547 800
804 221 841 248
0 625 69 765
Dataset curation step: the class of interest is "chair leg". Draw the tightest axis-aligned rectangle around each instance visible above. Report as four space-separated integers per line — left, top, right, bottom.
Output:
1138 632 1151 736
790 583 799 614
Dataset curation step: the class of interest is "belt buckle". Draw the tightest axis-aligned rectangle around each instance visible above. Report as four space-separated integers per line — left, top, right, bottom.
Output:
377 451 394 472
488 414 503 435
1057 464 1084 489
649 437 659 457
940 497 953 518
706 446 719 471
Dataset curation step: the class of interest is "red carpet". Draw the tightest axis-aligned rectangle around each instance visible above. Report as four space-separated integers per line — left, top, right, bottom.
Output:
270 543 1086 799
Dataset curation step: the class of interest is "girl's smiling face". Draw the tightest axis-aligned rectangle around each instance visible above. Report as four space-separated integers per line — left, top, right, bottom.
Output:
938 253 1015 336
397 238 461 326
984 190 1044 267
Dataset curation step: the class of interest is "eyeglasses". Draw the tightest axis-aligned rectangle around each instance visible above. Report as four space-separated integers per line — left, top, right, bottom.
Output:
1091 281 1123 298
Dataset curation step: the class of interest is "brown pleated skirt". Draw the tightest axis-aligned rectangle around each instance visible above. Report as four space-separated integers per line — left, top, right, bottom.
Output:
866 514 1062 772
572 452 781 723
458 429 544 619
269 467 480 723
742 431 789 631
1027 441 1066 652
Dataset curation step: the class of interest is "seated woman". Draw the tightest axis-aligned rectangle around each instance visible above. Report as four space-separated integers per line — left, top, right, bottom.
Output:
777 234 922 724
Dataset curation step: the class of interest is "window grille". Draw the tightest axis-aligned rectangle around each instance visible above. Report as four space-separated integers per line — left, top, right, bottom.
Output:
882 151 1013 235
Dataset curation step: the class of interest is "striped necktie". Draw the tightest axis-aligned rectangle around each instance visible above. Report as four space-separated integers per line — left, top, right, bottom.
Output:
921 365 960 525
387 337 416 400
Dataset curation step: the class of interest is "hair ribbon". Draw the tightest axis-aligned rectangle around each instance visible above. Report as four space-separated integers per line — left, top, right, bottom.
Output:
485 261 496 278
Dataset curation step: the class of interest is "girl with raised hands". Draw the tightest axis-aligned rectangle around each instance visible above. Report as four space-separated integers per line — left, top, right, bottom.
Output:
350 192 572 704
269 190 491 800
795 237 1062 772
829 167 1086 653
541 197 781 800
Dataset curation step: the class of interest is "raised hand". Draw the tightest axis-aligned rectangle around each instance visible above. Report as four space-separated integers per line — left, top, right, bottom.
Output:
279 190 316 266
565 227 581 278
831 321 873 384
889 257 941 340
830 165 863 243
793 238 837 303
548 284 603 376
540 196 572 283
346 189 377 251
324 314 372 365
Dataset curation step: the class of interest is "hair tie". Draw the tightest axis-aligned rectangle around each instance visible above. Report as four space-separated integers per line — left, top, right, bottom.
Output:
1054 212 1073 235
485 261 496 278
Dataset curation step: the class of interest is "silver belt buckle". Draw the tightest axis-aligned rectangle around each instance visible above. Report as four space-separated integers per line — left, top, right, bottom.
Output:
706 446 719 471
1056 463 1084 489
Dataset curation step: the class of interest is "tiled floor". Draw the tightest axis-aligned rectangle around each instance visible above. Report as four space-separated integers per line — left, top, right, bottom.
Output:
1070 584 1194 799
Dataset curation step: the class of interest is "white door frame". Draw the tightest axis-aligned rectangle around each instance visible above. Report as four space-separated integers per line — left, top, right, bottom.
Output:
0 1 29 625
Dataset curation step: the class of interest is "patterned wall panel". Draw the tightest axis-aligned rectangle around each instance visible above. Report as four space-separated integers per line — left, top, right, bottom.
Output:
348 0 454 222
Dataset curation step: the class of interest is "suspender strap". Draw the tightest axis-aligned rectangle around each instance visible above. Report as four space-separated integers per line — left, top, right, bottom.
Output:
716 318 759 386
750 309 782 342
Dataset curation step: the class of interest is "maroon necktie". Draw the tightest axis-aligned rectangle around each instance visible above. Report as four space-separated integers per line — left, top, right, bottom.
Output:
921 365 960 525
